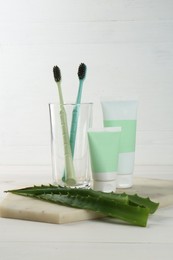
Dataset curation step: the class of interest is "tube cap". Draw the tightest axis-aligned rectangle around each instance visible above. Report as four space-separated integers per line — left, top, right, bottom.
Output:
116 174 133 188
93 180 116 193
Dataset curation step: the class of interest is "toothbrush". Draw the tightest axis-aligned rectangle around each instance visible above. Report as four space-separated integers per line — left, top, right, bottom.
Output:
53 66 76 186
61 63 87 182
70 63 87 156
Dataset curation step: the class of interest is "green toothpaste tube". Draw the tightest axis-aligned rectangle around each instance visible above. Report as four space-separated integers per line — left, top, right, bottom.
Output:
87 127 121 192
101 99 138 188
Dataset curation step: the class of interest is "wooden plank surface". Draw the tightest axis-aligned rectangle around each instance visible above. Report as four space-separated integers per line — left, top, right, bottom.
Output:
0 1 173 166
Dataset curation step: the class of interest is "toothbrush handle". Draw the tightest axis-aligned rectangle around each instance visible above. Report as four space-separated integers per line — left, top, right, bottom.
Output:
76 80 83 104
60 106 76 185
69 80 83 156
70 105 79 157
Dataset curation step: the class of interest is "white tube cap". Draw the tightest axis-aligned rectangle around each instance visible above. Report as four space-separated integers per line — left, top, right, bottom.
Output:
117 174 133 188
93 180 116 193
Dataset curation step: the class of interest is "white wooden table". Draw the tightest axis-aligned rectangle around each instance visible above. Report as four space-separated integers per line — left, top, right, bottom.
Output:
0 165 173 260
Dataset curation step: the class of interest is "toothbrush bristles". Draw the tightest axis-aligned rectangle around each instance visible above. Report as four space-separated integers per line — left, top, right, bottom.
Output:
78 63 87 80
53 66 61 82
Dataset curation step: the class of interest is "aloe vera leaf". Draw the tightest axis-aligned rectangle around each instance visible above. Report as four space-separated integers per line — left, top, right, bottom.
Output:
7 185 129 204
96 191 159 214
8 186 130 209
37 193 149 227
82 189 159 214
127 193 159 214
100 191 159 214
7 186 149 227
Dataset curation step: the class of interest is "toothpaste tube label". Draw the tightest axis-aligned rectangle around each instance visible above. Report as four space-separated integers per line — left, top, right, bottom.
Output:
104 120 137 153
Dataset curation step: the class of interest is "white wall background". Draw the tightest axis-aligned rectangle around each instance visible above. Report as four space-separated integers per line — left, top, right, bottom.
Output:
0 0 173 167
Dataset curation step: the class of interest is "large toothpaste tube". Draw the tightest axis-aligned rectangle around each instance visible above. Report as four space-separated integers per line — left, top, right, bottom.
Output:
101 99 138 188
87 127 121 192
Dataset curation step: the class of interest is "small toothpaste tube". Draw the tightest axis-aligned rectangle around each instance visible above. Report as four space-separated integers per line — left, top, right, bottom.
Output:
101 99 138 188
87 127 121 192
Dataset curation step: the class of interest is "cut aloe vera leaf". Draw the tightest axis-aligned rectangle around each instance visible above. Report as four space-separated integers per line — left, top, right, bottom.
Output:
7 185 150 227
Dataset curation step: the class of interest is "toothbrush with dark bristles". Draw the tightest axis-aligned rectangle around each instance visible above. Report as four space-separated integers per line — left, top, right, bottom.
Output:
61 63 87 182
53 66 76 186
70 63 87 156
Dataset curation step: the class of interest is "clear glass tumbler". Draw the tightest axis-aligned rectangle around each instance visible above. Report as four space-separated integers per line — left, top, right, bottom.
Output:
49 103 93 188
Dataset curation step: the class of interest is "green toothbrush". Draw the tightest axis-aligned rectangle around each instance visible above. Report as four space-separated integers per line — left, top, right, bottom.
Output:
53 66 76 186
61 63 87 182
70 63 87 156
